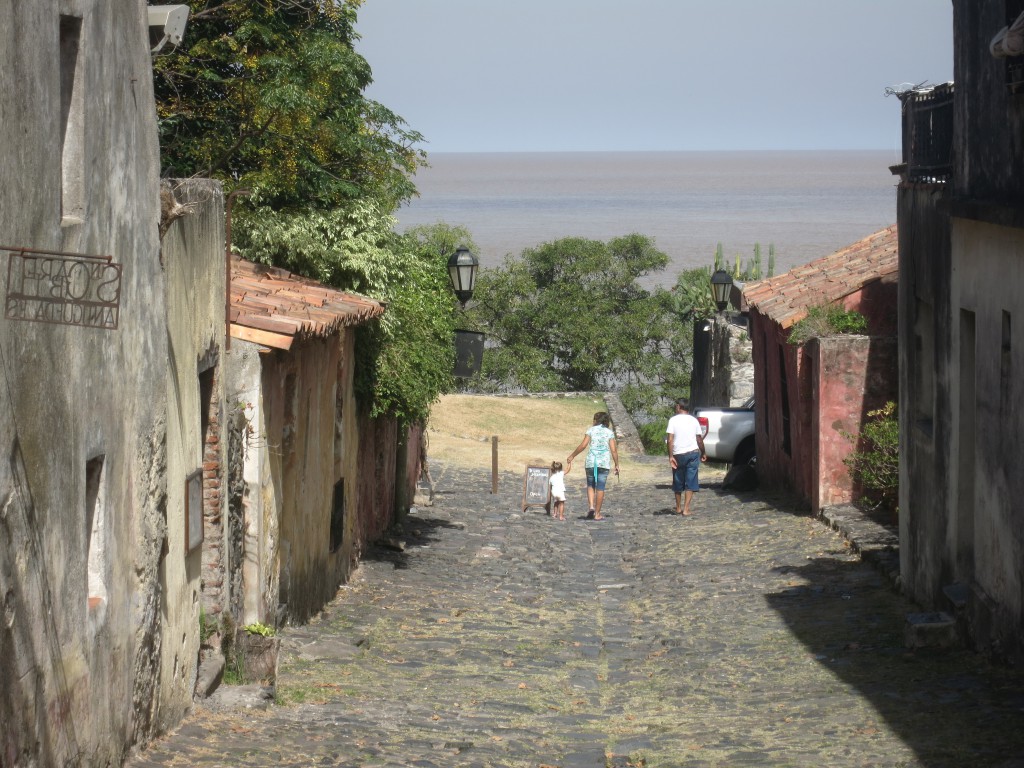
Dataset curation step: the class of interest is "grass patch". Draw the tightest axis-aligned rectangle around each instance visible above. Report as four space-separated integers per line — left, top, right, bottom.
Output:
428 395 606 473
428 394 725 486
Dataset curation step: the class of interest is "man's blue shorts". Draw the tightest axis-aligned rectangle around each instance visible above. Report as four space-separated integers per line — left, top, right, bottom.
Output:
586 466 611 491
672 450 701 493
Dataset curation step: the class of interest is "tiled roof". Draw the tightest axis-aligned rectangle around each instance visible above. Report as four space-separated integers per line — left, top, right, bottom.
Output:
742 225 897 329
229 258 385 351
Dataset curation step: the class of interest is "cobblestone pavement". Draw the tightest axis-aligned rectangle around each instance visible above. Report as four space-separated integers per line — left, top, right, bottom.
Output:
129 463 1024 767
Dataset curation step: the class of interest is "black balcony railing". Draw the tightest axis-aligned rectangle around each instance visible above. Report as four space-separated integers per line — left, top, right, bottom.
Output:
901 83 954 183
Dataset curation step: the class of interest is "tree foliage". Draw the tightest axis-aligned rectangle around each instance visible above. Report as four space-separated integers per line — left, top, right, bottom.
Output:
466 235 691 412
153 1 462 425
153 0 424 210
235 210 461 425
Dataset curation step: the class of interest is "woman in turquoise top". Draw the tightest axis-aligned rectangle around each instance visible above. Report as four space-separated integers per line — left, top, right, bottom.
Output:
566 411 619 520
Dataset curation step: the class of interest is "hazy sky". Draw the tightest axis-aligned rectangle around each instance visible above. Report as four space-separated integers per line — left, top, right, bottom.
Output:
354 0 953 153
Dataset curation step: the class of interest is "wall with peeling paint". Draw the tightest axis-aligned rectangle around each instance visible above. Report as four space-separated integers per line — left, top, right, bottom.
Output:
160 178 227 729
898 0 1024 665
0 1 171 764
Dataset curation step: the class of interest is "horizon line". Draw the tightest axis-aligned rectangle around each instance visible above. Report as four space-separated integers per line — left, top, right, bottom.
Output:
419 147 898 155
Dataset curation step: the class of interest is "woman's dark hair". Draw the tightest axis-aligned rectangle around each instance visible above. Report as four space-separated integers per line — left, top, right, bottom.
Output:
593 411 611 428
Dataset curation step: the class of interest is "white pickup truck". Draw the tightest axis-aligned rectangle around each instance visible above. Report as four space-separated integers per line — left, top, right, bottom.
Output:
693 397 756 467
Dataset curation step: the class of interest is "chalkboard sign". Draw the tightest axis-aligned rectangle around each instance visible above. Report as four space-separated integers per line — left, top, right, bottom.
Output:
522 465 552 513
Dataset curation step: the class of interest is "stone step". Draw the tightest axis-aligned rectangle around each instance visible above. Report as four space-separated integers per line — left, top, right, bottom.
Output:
905 611 958 649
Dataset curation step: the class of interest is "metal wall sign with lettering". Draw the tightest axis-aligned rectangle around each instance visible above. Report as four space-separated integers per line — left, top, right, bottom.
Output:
4 246 123 330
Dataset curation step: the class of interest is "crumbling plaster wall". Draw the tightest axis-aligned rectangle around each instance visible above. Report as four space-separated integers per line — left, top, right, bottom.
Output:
0 1 170 764
270 336 347 623
225 343 280 627
226 331 358 627
946 218 1024 661
160 179 226 724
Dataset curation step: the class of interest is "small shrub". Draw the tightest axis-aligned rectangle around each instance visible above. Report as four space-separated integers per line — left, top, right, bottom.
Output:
842 402 899 519
789 304 867 345
638 413 672 455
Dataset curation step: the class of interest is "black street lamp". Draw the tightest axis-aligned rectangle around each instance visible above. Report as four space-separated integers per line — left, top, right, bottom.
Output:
710 269 733 313
447 246 479 307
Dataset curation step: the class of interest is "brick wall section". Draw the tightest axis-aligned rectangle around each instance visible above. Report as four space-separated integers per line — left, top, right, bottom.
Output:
200 366 225 616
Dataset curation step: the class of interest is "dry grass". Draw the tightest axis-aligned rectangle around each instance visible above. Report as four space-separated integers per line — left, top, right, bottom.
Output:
426 394 725 486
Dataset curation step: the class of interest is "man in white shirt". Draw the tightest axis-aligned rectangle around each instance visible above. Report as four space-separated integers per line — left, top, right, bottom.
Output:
666 398 706 516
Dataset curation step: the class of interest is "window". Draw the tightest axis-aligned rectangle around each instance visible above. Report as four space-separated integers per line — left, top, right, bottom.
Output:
914 299 935 435
1001 310 1012 411
778 346 791 456
329 479 344 553
59 15 84 223
957 309 977 577
282 373 297 456
86 455 107 610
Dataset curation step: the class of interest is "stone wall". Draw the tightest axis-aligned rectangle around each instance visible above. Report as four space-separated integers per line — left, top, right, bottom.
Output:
693 316 754 408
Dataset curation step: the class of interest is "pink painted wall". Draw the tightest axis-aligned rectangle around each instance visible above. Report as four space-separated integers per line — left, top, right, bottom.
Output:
844 274 898 337
750 279 898 512
809 336 898 511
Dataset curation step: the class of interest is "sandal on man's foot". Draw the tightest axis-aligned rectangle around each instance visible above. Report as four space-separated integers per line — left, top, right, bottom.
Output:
586 509 596 519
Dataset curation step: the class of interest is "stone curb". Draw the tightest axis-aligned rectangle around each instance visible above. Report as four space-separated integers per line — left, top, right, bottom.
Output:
819 503 901 590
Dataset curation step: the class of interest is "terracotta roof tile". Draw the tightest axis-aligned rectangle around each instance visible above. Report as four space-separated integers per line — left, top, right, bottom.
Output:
229 258 385 350
742 225 897 329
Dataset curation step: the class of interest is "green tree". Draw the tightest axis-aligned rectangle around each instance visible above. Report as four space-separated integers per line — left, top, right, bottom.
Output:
235 210 461 425
153 0 424 210
468 235 685 401
154 1 463 425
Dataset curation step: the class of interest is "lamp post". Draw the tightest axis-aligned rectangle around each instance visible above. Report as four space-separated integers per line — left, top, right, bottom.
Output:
449 246 483 379
447 246 479 307
710 269 733 313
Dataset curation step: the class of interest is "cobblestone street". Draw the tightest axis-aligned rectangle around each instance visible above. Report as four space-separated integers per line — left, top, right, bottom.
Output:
129 463 1024 767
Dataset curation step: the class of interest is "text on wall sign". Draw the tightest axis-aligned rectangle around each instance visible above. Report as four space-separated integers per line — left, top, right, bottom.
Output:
4 246 123 330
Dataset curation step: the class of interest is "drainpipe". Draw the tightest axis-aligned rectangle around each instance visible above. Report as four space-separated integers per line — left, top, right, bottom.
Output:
224 189 251 351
